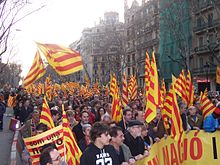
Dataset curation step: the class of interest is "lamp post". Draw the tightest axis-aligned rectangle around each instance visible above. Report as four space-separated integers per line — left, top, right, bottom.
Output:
204 62 210 90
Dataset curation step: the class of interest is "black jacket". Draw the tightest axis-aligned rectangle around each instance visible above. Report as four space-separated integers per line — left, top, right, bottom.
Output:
80 143 119 165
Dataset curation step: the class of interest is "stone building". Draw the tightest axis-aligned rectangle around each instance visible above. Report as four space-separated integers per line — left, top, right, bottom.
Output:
124 0 159 87
79 12 124 84
190 0 220 92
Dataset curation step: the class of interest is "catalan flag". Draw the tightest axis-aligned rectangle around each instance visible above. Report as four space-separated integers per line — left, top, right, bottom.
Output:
174 70 187 105
62 105 82 165
145 52 151 101
169 84 183 141
122 73 128 108
216 66 220 84
128 76 138 100
40 97 54 129
144 52 160 123
112 85 122 123
23 50 46 88
37 43 83 76
186 70 194 107
199 92 216 119
110 74 116 96
7 95 17 108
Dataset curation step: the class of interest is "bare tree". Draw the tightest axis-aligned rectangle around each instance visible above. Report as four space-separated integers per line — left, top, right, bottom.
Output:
0 0 46 65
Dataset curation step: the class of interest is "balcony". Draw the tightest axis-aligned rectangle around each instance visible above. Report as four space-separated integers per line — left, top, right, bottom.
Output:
192 65 216 77
193 0 219 14
193 19 220 34
194 43 219 54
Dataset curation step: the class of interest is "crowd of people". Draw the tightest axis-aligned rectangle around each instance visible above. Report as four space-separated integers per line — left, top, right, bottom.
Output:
1 84 220 165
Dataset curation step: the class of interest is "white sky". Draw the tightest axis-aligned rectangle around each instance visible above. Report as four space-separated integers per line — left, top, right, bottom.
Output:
7 0 142 77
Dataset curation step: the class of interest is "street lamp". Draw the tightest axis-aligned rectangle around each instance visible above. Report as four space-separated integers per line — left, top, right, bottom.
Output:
204 62 210 90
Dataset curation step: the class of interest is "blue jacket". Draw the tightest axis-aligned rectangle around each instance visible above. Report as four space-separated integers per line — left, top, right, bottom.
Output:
203 114 219 132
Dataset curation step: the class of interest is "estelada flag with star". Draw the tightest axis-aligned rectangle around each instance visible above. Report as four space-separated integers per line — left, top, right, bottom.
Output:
216 66 220 84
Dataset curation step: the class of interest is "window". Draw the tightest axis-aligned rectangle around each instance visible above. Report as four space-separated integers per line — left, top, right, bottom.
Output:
127 55 131 63
208 13 213 26
132 54 135 62
198 37 203 47
208 34 214 43
199 57 203 68
128 68 131 76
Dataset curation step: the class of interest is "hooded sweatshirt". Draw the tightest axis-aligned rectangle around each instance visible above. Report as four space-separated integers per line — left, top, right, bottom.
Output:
80 143 119 165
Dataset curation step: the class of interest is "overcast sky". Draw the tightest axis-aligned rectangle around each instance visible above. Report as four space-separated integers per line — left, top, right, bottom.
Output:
7 0 142 76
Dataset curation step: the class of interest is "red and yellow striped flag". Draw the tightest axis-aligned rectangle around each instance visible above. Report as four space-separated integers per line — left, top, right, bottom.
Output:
111 85 122 123
144 52 160 123
169 84 183 141
186 70 195 107
216 66 220 84
40 97 55 129
7 95 17 108
199 92 216 119
174 70 187 105
128 76 138 100
145 52 151 101
62 105 82 165
23 50 46 88
110 74 116 96
122 73 128 108
37 43 83 75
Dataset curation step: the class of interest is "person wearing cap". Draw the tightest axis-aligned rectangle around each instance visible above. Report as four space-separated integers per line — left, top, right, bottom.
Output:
187 106 203 130
123 120 148 160
203 106 220 132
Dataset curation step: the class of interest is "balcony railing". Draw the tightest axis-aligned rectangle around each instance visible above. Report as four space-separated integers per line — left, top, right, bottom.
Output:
192 65 216 76
194 43 219 54
193 19 220 33
193 0 220 13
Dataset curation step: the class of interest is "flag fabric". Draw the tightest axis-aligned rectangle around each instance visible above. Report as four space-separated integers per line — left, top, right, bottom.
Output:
216 66 220 84
128 76 138 100
7 95 16 108
168 84 183 141
110 74 116 96
37 43 83 76
186 70 195 106
62 105 82 164
144 52 160 123
23 50 46 88
122 73 128 108
145 52 151 101
174 70 187 105
40 97 55 129
111 85 122 123
199 92 216 119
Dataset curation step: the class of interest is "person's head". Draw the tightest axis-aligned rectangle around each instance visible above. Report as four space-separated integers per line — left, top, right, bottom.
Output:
141 124 149 138
127 120 143 138
80 110 89 124
102 114 112 125
90 122 110 146
40 146 62 165
109 126 124 146
123 108 133 123
51 109 60 123
155 108 161 120
109 121 117 128
82 124 92 137
24 99 30 107
188 106 197 116
32 110 40 123
179 102 187 115
36 123 48 135
134 110 144 122
98 107 106 117
66 110 75 123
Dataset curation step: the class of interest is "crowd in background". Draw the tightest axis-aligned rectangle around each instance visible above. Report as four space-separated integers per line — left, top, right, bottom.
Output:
1 83 220 165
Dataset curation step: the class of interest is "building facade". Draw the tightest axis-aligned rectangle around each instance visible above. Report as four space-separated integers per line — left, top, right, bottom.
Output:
190 0 220 92
124 0 160 87
79 12 124 84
